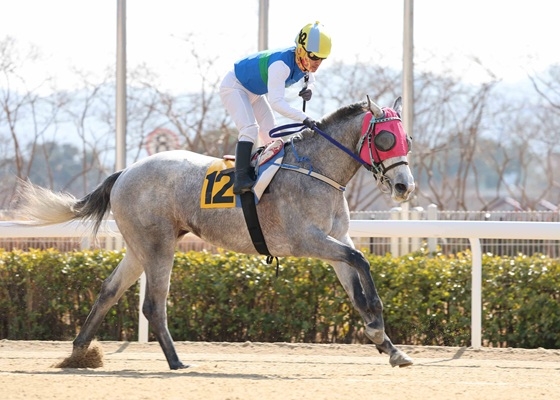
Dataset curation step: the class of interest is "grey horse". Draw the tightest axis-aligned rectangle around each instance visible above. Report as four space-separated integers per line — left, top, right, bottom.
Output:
15 97 416 369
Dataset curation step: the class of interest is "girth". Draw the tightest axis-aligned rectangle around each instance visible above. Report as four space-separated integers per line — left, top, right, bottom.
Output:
239 192 279 272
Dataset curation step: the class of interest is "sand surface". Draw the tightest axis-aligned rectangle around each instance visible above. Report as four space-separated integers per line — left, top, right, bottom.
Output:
1 340 559 399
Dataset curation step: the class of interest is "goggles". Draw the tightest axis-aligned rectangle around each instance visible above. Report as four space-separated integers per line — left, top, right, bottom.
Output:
305 48 325 61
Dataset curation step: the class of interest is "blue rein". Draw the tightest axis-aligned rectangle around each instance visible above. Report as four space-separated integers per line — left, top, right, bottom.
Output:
269 123 372 170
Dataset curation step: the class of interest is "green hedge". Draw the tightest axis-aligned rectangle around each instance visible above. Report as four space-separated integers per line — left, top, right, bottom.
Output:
0 248 558 348
0 249 137 341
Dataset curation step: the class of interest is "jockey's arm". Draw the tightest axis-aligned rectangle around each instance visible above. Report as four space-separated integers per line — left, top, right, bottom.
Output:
267 61 311 123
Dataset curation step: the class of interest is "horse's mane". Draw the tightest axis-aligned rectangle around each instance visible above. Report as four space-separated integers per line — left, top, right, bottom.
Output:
319 101 367 128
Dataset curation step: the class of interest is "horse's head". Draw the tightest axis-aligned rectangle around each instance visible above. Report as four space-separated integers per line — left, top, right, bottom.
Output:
357 96 415 202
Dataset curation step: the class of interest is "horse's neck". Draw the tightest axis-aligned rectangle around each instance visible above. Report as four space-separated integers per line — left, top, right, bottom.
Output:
286 119 363 185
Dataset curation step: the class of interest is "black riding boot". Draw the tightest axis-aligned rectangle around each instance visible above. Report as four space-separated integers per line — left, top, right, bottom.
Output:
233 141 255 194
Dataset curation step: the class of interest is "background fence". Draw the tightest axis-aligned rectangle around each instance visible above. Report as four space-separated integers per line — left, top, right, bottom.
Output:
352 205 560 257
2 205 560 256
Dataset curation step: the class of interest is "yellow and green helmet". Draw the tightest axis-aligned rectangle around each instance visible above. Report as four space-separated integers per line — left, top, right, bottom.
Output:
295 21 332 59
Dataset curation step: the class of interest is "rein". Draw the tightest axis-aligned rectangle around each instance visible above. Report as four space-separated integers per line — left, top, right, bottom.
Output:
269 114 408 180
270 123 370 168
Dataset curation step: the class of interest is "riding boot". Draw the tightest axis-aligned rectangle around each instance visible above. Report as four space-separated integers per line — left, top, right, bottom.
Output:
233 141 255 194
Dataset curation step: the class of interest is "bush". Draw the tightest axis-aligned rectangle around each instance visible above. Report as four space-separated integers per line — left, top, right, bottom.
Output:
0 248 558 348
0 249 137 341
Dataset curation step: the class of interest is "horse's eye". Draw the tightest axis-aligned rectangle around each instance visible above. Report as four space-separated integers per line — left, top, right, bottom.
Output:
374 130 396 152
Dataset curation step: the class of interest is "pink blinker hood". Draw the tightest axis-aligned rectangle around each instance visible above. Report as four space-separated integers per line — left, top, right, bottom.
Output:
359 107 408 164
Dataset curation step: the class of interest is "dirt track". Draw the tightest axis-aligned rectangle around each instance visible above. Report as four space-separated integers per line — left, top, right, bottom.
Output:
1 340 559 400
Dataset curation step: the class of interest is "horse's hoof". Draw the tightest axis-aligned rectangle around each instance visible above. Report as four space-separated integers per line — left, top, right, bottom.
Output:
389 350 414 368
169 362 192 370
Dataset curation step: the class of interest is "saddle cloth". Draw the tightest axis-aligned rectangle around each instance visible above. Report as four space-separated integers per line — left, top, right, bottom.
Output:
203 139 284 208
251 139 284 203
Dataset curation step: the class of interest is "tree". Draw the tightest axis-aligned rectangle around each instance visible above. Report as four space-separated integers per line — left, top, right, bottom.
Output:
0 36 63 206
126 36 235 160
26 141 104 193
3 34 560 213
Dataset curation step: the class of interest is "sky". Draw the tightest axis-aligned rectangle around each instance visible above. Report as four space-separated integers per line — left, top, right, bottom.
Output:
0 0 558 94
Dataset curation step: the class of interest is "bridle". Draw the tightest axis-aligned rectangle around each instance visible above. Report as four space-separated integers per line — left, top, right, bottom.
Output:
269 105 411 193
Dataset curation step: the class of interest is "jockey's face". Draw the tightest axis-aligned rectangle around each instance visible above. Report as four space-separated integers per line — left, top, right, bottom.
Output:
306 57 324 73
296 47 326 73
306 51 325 73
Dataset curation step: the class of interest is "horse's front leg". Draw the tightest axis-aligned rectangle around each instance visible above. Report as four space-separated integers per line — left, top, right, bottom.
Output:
331 262 413 367
332 247 386 344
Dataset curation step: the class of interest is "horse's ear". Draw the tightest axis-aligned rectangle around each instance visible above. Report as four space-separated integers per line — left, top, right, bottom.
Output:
393 96 403 116
366 95 384 118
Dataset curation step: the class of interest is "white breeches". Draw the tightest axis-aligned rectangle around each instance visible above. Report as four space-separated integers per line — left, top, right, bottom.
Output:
219 70 275 145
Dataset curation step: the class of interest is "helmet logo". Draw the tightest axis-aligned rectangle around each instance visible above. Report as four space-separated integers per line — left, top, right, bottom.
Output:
298 30 307 47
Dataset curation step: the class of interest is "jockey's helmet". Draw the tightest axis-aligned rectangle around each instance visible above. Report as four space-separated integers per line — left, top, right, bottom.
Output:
295 21 332 60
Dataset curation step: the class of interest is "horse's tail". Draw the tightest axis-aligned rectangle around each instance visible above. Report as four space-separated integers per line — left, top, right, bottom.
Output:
16 171 123 237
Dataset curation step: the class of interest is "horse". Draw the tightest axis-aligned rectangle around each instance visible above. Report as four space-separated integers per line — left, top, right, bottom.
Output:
14 96 416 370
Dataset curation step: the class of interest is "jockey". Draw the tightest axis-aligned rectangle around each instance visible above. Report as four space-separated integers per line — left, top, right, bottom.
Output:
219 21 332 194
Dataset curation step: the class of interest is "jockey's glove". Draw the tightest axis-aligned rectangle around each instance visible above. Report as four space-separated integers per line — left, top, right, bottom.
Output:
298 88 313 101
303 117 316 130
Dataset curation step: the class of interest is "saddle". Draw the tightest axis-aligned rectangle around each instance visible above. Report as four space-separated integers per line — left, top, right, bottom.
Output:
224 138 285 203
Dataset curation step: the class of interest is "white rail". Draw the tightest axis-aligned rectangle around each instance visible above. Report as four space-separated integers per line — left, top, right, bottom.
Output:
1 220 559 349
0 220 119 238
349 220 560 349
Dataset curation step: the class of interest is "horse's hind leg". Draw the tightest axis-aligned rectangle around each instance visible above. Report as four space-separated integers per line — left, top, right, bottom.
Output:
330 260 413 367
140 248 189 370
72 252 143 355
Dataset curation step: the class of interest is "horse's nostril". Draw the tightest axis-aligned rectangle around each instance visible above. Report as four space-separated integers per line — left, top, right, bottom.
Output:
395 183 407 193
